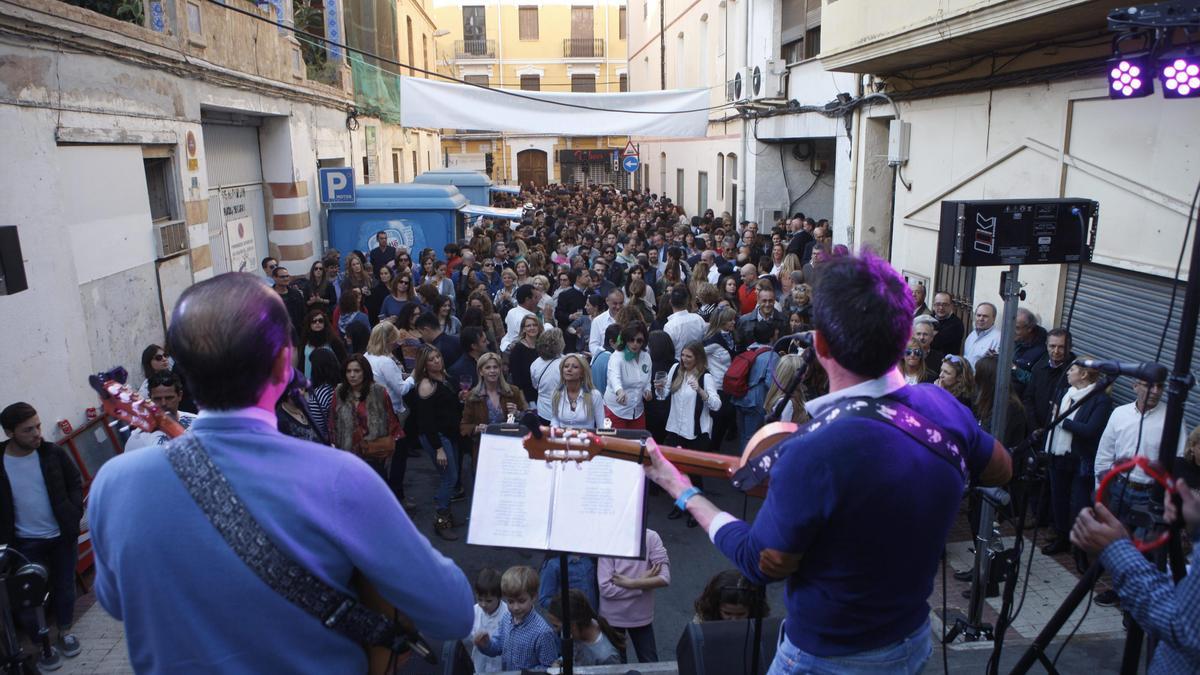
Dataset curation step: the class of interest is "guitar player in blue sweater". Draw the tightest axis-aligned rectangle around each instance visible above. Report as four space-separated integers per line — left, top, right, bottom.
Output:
645 250 1012 674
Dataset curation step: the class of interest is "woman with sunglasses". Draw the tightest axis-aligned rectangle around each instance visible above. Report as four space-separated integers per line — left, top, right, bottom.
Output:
297 309 348 378
380 272 416 323
898 338 938 385
364 264 393 325
937 354 976 410
603 322 653 430
300 259 335 312
135 345 196 413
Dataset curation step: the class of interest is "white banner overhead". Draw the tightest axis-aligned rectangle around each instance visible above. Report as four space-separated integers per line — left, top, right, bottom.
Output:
399 76 713 138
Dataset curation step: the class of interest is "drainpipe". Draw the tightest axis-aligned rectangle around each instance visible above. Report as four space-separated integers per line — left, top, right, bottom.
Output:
844 75 864 246
738 0 750 222
660 0 666 89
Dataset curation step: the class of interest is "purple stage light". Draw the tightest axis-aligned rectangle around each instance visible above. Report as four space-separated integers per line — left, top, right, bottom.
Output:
1161 56 1200 99
1108 55 1155 99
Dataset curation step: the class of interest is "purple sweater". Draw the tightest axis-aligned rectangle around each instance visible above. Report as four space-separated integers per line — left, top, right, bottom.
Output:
597 529 670 628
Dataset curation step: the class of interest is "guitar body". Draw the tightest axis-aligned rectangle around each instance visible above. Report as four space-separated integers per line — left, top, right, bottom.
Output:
89 368 414 675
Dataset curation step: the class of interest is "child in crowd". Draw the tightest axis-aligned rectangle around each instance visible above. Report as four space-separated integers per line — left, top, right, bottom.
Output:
464 568 509 673
692 569 771 622
597 528 670 663
473 566 558 671
545 589 624 667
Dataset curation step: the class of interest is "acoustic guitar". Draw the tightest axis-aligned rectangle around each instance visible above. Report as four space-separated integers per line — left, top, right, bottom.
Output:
520 422 802 496
88 368 421 674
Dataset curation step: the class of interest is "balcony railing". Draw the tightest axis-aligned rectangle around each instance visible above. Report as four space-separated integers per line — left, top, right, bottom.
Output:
563 38 604 58
455 39 495 59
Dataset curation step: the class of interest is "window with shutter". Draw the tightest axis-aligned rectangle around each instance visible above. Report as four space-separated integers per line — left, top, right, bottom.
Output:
619 74 628 91
571 74 596 92
619 7 626 39
521 74 540 91
519 6 538 40
465 74 490 87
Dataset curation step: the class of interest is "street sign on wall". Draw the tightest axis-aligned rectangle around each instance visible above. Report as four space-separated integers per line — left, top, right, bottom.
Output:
319 167 356 204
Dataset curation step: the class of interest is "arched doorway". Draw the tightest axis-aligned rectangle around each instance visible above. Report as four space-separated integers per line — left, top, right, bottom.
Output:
517 149 548 187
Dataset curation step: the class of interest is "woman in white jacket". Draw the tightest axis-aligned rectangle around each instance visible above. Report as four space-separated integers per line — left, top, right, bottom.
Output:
549 354 606 429
603 321 652 430
663 341 722 449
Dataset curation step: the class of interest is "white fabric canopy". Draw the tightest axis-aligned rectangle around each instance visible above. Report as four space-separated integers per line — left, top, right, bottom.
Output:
489 185 521 194
461 204 524 220
400 76 712 138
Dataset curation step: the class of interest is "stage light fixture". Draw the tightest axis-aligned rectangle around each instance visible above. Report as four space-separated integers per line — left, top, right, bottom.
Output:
1160 55 1200 98
1108 54 1155 99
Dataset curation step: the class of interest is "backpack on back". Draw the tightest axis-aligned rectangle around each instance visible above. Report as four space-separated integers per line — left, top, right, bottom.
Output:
723 347 771 398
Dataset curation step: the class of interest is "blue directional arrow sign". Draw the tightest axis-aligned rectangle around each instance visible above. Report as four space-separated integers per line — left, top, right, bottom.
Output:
622 154 641 173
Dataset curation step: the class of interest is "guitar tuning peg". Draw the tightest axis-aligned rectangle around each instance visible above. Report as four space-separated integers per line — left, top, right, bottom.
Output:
107 420 120 428
118 426 131 433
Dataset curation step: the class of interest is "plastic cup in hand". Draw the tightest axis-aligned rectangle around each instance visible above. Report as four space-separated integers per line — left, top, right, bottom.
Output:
653 373 669 400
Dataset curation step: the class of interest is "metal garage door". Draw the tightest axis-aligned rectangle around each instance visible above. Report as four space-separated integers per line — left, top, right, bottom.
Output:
202 122 268 274
1062 264 1199 429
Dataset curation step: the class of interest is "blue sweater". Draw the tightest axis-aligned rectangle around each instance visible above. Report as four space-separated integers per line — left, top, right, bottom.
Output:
88 409 474 673
715 383 995 656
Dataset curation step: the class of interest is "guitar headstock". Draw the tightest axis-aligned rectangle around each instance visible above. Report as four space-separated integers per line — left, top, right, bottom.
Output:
522 428 606 464
88 367 164 434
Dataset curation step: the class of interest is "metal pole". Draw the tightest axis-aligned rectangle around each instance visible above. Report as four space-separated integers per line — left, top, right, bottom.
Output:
659 0 666 90
967 265 1020 628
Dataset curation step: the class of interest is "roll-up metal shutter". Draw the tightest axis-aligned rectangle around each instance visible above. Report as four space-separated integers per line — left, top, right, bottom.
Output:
203 122 263 188
202 121 268 274
1062 263 1199 429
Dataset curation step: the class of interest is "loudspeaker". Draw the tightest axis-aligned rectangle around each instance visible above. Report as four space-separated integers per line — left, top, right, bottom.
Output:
675 616 784 675
0 226 28 295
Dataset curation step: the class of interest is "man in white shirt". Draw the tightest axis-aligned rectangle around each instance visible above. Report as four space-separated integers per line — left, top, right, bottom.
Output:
962 302 1001 366
663 286 706 359
1095 379 1184 491
125 372 198 451
588 288 624 355
500 285 539 352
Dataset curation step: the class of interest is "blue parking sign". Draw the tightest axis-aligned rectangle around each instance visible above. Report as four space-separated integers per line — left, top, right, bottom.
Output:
622 155 641 173
319 167 356 204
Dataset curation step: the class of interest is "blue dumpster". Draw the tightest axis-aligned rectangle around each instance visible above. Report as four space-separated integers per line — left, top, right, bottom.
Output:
413 169 493 206
327 184 466 260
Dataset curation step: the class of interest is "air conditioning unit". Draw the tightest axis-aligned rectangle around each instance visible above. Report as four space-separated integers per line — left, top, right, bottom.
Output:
155 219 190 259
753 58 786 100
726 66 751 102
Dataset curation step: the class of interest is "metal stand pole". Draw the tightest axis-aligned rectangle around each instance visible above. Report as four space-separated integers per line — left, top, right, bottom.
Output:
559 552 573 675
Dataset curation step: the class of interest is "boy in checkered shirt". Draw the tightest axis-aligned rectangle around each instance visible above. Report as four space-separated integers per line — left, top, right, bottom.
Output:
473 566 558 670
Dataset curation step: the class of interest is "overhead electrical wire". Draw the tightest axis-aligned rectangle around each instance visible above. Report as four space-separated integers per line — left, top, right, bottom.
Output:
205 0 739 116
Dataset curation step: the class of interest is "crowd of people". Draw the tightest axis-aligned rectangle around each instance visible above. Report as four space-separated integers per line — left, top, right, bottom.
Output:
3 181 1199 672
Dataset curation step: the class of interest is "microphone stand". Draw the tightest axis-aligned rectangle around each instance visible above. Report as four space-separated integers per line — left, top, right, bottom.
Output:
984 375 1114 674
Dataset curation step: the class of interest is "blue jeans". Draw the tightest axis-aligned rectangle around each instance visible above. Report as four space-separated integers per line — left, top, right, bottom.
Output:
13 536 77 630
736 406 765 450
418 433 459 511
768 619 931 675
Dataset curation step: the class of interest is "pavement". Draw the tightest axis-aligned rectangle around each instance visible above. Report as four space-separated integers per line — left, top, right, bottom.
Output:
42 447 1138 674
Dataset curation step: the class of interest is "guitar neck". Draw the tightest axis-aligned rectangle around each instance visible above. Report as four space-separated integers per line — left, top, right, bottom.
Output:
588 434 739 480
157 415 187 440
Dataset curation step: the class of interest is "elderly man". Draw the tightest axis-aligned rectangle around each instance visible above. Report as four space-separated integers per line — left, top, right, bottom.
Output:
737 286 787 348
963 302 1001 367
913 315 943 374
1012 308 1048 388
912 284 931 317
929 292 966 357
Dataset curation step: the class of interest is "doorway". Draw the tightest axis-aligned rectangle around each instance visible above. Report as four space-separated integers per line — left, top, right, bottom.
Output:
517 149 548 187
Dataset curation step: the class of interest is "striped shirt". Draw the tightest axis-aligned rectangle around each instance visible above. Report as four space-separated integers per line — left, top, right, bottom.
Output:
478 608 558 670
1099 538 1200 674
306 384 334 438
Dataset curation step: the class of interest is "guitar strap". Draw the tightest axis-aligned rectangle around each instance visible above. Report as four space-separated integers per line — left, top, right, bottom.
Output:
731 394 970 493
163 433 403 654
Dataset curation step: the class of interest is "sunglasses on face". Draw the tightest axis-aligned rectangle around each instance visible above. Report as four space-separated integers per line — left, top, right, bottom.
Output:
905 349 924 357
153 353 169 361
944 355 963 364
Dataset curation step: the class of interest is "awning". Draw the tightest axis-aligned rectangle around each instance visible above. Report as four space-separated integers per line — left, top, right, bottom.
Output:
490 185 521 194
461 204 525 221
399 76 712 138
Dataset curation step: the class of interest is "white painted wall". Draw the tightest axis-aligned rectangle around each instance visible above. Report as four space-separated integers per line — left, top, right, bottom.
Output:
637 134 743 217
852 75 1200 327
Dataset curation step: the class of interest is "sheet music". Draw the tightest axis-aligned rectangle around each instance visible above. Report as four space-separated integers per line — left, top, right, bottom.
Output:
467 434 555 550
466 433 647 558
548 456 645 558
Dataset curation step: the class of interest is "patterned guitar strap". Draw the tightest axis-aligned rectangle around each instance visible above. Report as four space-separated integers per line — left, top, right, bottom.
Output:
731 395 970 493
163 434 406 655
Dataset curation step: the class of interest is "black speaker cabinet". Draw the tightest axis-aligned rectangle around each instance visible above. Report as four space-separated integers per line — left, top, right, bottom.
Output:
936 199 1097 267
0 226 28 295
676 616 784 675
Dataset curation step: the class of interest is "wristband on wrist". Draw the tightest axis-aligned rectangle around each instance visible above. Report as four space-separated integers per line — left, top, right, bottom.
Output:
674 486 702 511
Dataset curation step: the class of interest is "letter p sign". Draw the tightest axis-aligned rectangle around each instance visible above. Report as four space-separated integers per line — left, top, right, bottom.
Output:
319 167 356 204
